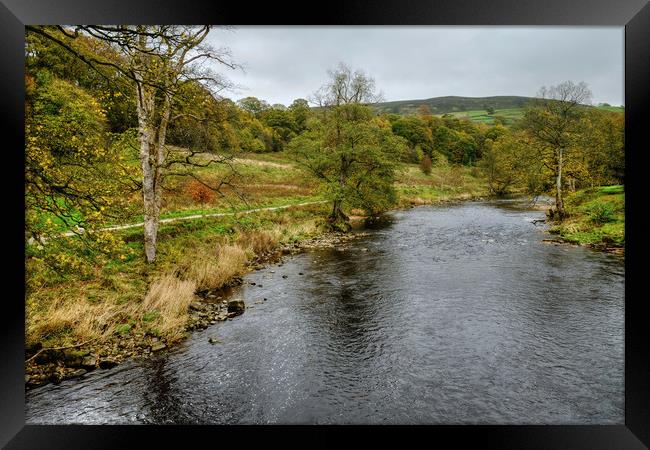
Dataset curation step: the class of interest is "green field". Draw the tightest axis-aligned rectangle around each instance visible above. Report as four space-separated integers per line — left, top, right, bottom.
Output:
440 104 623 126
442 108 524 125
373 95 624 126
596 105 625 113
374 95 533 115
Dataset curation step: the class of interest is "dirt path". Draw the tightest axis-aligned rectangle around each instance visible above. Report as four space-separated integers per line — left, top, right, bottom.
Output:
28 200 327 244
231 157 293 169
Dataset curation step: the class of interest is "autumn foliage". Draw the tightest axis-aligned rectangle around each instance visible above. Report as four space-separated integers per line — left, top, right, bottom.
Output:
186 180 216 204
419 155 433 175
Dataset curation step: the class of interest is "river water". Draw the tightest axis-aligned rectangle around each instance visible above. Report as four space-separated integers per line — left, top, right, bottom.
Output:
26 199 624 424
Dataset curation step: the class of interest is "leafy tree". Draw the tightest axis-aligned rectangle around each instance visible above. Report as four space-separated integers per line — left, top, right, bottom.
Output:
290 64 403 230
577 109 625 186
431 125 478 165
449 131 478 165
288 98 311 133
484 124 508 141
391 116 434 160
521 81 592 220
480 131 529 196
25 30 138 133
259 107 298 151
237 96 270 116
291 104 405 230
167 82 239 153
25 73 138 276
29 25 239 263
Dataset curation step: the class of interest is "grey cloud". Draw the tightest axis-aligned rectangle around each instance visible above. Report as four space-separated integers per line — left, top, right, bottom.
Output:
206 26 623 107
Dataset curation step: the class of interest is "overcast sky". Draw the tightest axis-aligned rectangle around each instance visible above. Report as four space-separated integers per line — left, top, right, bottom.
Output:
206 26 624 107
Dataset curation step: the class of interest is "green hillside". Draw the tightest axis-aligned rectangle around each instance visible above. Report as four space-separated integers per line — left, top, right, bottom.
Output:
374 95 535 115
373 95 624 125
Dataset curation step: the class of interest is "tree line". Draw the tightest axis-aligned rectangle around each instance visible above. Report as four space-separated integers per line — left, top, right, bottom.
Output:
25 25 624 274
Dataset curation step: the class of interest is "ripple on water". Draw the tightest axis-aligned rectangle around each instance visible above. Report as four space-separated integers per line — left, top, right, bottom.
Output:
26 200 624 425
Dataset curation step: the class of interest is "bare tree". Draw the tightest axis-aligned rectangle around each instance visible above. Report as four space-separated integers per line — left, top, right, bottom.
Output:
522 81 592 220
27 25 239 262
310 62 384 108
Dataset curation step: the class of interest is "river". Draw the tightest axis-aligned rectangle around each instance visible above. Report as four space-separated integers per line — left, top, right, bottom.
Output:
26 199 625 424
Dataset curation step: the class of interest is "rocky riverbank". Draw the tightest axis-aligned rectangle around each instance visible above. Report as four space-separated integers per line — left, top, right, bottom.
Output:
25 229 367 390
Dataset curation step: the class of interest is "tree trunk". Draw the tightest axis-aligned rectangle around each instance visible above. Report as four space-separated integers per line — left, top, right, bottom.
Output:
327 153 352 232
555 147 565 220
137 86 160 263
328 198 351 232
153 92 172 248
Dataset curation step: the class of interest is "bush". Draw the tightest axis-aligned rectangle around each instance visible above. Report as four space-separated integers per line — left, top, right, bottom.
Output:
186 180 216 204
419 155 432 175
586 202 616 224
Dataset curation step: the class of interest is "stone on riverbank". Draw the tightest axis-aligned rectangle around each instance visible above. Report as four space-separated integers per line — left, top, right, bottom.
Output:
99 358 118 369
81 356 97 370
151 342 167 352
227 299 246 315
63 349 89 367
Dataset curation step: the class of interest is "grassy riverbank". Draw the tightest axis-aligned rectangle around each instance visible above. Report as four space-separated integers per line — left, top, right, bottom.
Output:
548 185 625 250
25 153 488 387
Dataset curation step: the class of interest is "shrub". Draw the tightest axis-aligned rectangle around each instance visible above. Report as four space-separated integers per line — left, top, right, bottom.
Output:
586 202 616 224
419 155 432 175
185 180 216 204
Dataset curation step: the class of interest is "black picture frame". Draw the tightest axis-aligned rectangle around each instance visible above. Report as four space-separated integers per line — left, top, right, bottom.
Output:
2 0 648 447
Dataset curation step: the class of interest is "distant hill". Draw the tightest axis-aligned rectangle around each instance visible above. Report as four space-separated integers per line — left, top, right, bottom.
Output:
372 95 624 126
373 95 536 115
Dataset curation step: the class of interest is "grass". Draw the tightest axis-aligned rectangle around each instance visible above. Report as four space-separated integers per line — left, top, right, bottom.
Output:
179 244 248 292
26 203 327 349
140 274 196 342
549 185 625 247
396 163 488 206
26 151 489 352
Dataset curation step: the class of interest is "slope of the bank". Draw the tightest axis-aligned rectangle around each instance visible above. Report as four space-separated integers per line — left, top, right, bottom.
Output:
25 156 489 389
548 185 624 252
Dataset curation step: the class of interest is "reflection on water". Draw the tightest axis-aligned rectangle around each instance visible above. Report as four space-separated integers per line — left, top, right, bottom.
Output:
26 199 624 424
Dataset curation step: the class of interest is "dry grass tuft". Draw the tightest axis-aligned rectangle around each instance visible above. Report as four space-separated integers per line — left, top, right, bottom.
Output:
410 197 430 206
26 294 118 346
236 230 279 255
26 273 198 346
142 274 196 342
183 244 248 292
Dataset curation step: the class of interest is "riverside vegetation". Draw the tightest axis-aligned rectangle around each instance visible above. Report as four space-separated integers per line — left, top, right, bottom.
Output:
24 26 624 388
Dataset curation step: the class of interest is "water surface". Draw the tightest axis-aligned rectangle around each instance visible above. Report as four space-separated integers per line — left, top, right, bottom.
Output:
26 199 624 424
